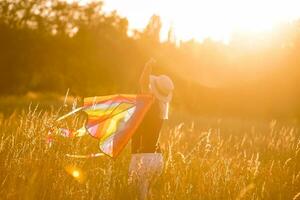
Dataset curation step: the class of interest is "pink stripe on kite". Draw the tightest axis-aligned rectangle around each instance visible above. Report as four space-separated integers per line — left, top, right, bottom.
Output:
84 95 136 107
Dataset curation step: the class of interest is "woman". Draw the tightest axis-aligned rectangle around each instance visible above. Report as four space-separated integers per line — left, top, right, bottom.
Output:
128 59 174 200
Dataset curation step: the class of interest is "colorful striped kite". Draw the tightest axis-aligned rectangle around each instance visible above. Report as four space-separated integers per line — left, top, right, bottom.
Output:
54 94 154 158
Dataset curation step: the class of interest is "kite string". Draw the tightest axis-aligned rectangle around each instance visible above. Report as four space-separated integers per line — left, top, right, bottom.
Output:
65 153 105 158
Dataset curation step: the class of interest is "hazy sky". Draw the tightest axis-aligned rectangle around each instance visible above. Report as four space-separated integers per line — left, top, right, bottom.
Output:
102 0 300 43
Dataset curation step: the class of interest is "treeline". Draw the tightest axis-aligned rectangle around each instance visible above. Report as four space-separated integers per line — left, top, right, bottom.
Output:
1 0 300 117
0 0 146 95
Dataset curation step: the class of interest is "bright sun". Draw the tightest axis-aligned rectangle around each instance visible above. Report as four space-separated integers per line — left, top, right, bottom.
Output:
103 0 300 43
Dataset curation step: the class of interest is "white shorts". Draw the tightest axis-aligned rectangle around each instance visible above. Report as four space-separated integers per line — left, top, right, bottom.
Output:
128 153 164 199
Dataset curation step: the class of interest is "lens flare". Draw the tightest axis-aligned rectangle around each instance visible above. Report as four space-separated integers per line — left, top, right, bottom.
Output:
65 165 86 183
72 170 80 178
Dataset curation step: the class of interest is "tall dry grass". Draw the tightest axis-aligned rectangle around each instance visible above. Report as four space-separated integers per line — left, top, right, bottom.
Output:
0 107 299 199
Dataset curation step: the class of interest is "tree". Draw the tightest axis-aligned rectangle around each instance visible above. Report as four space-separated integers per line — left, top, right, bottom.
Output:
141 15 162 43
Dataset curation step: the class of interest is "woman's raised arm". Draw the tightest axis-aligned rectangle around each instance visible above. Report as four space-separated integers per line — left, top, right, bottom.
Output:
139 59 156 94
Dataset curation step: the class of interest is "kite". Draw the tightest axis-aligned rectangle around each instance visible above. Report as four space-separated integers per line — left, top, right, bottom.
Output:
51 94 154 158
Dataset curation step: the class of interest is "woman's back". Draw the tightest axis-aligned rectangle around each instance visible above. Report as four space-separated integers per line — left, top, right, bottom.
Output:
131 100 163 153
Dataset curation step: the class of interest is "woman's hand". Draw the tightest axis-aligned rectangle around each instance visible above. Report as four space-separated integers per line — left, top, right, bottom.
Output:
145 58 156 68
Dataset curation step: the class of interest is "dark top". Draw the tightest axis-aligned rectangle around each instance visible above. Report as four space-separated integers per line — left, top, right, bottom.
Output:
131 100 163 153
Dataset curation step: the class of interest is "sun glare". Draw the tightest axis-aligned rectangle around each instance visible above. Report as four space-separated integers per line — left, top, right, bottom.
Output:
72 170 80 178
65 165 86 183
103 0 300 43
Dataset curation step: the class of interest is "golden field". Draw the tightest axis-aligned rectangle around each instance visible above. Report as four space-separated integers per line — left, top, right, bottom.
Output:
0 103 299 200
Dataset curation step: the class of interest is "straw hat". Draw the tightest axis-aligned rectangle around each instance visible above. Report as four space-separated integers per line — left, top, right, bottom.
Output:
149 75 174 103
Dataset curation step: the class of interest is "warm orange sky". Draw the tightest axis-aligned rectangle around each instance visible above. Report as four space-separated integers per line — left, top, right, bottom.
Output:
101 0 300 43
